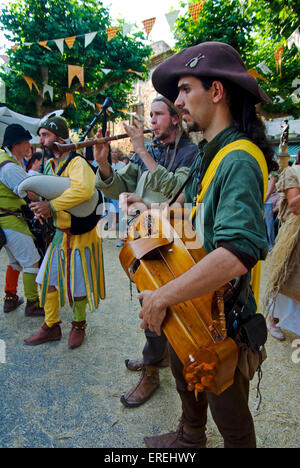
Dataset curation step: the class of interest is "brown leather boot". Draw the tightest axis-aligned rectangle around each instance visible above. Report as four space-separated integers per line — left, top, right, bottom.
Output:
24 322 61 345
25 300 45 317
125 353 169 371
120 365 159 407
3 294 24 313
68 321 86 349
124 358 144 371
144 420 207 448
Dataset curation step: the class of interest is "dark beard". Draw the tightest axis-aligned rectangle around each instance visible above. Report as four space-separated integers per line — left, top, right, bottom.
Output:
42 144 57 159
187 122 201 132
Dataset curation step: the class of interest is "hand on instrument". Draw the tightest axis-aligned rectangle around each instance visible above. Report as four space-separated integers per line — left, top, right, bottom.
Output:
93 128 110 166
29 200 52 224
26 191 40 201
119 192 148 216
123 118 146 155
137 289 167 336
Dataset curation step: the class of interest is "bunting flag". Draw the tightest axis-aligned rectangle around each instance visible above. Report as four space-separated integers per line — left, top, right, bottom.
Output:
122 24 134 36
256 61 272 75
189 1 206 23
165 10 180 30
0 55 9 64
66 92 76 108
126 69 144 78
95 103 111 115
248 68 268 82
142 18 156 37
68 65 84 88
84 31 97 48
12 45 19 52
106 27 118 42
101 68 112 74
23 75 40 93
43 84 53 101
0 77 6 103
82 97 95 109
287 26 300 51
291 78 300 104
65 36 77 49
274 44 284 77
38 41 52 51
54 38 64 55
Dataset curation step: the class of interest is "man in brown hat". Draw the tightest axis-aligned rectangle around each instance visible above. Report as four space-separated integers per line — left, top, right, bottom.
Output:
94 96 198 408
138 42 275 448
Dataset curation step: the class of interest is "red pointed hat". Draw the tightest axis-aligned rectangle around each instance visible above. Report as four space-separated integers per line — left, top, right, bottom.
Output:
152 41 272 105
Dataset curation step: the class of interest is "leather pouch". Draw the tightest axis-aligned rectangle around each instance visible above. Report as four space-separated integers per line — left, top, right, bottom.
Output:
0 227 6 250
236 314 268 381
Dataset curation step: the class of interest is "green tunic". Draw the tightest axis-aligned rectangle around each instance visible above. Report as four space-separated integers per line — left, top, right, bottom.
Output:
185 126 269 315
0 150 32 236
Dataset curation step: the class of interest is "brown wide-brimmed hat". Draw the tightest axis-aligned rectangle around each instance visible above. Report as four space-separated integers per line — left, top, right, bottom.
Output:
152 41 272 105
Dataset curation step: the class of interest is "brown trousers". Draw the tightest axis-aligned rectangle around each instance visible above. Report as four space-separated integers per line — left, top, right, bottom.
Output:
168 344 256 448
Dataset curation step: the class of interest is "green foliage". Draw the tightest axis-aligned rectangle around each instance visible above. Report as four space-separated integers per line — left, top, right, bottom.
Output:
173 0 300 117
0 0 152 130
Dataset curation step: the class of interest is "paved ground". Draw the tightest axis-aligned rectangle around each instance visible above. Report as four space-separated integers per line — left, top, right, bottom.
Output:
0 238 299 448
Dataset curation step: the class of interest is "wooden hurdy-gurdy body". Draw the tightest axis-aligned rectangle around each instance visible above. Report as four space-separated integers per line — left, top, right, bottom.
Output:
119 207 238 396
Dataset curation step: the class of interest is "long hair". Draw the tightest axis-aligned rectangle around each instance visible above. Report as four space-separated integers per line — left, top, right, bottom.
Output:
152 95 186 135
199 77 276 173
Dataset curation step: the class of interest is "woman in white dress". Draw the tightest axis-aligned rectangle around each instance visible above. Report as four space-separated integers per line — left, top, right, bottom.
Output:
263 153 300 340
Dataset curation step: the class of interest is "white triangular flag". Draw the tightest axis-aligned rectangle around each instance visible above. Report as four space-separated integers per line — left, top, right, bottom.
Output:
287 27 300 51
0 55 9 64
54 38 64 55
0 77 6 103
256 61 272 75
101 68 111 74
122 24 134 36
43 84 53 101
84 31 97 48
165 10 180 30
82 97 95 109
274 95 284 103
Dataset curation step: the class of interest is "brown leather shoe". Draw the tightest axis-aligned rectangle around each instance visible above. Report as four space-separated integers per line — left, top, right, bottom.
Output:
125 353 169 371
25 300 45 317
144 420 207 448
24 322 61 345
68 321 86 349
124 358 144 371
120 365 159 407
3 294 24 313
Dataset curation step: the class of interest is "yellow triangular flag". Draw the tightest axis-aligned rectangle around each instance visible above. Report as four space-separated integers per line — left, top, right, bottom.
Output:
68 65 84 88
126 69 144 78
189 1 206 23
247 68 268 82
274 45 284 77
106 27 118 42
65 36 77 49
38 41 52 51
142 17 156 37
66 92 76 108
23 75 40 94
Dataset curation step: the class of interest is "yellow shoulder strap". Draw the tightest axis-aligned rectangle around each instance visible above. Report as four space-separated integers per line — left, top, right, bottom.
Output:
190 139 268 221
189 139 268 310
